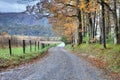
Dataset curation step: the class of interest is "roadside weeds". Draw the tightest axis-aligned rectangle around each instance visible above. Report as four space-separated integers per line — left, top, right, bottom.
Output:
65 44 120 80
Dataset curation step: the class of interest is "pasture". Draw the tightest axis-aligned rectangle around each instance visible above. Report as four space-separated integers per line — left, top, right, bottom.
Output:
0 35 59 70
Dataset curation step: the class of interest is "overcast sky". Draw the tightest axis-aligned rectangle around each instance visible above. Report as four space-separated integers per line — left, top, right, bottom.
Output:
0 0 39 13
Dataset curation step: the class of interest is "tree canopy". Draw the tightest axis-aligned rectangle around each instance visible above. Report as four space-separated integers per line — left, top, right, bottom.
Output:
25 0 120 48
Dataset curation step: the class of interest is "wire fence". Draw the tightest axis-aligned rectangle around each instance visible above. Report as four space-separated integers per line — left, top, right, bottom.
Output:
0 39 49 57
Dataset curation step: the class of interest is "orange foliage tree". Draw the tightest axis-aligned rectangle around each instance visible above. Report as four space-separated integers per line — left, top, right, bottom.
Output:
27 0 120 46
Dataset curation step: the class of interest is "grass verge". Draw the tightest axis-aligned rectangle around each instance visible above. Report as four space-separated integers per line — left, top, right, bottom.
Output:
66 44 120 78
0 44 55 71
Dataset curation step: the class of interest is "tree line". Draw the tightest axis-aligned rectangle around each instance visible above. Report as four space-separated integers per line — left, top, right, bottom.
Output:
24 0 120 48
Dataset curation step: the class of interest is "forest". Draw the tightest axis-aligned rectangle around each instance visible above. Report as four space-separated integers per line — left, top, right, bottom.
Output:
26 0 120 48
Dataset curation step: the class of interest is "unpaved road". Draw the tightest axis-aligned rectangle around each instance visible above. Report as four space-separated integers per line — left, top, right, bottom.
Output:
0 44 109 80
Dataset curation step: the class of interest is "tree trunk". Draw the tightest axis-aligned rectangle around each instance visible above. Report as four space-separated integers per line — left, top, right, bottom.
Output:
101 0 107 48
113 0 120 44
93 12 97 38
77 9 83 45
88 13 93 40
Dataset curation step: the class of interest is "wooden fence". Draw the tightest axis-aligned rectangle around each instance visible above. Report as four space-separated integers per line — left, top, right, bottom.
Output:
4 39 48 56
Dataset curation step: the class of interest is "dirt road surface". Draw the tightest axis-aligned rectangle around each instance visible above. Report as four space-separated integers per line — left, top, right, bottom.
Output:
0 43 109 80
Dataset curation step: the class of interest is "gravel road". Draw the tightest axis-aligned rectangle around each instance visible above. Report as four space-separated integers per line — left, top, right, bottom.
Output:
0 44 109 80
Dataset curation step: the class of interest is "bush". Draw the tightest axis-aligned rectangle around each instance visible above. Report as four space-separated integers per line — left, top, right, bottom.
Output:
61 35 67 43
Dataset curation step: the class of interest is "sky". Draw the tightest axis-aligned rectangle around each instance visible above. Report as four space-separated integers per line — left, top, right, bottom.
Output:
0 0 39 13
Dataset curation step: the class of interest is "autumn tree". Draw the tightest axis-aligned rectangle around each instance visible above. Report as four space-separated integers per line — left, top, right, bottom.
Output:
64 17 78 43
46 0 83 44
25 0 120 47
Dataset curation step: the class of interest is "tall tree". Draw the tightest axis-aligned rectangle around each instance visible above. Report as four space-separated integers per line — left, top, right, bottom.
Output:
113 0 120 44
100 0 106 48
24 0 120 46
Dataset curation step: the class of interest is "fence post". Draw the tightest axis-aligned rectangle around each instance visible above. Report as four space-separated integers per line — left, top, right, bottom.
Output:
38 41 39 50
29 40 32 52
8 39 12 55
48 44 50 46
41 43 45 49
35 41 36 51
23 40 25 53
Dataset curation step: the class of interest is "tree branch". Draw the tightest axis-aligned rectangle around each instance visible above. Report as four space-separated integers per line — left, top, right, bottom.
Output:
97 1 114 13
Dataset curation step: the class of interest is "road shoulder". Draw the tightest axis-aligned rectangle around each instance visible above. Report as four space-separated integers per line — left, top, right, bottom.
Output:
65 48 120 80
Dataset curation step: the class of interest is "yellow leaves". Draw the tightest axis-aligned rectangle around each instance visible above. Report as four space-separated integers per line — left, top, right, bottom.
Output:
78 0 100 13
78 0 86 10
63 17 78 42
65 0 69 2
78 3 86 10
64 20 77 36
69 1 76 6
89 8 96 12
104 0 109 3
1 31 7 36
64 0 70 4
50 5 57 12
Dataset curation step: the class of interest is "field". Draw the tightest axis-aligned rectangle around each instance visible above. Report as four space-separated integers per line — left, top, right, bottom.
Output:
0 45 42 57
0 35 58 70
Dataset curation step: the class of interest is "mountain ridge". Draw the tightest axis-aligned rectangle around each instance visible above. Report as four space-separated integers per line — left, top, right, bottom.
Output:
0 12 55 36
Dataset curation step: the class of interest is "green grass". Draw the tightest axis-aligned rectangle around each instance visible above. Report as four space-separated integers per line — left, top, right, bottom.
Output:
0 45 40 57
66 44 120 74
0 44 56 69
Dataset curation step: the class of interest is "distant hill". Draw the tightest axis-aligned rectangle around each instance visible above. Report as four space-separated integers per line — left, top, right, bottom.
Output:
0 12 56 37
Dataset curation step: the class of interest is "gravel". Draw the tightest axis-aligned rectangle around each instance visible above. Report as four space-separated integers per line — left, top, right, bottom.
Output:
0 46 109 80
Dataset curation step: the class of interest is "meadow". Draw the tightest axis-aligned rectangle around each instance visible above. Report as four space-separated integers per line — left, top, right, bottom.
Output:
0 35 56 70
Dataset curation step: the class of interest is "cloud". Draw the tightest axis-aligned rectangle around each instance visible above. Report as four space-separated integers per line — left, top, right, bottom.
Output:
0 1 26 12
1 0 19 3
0 0 40 13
